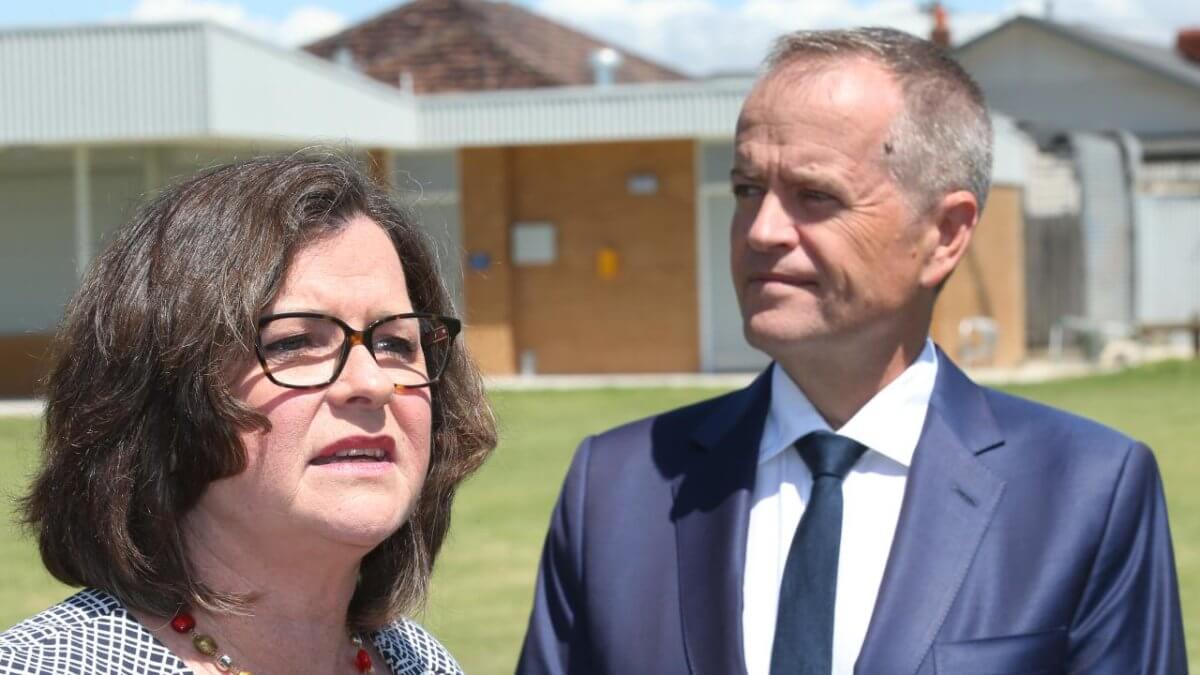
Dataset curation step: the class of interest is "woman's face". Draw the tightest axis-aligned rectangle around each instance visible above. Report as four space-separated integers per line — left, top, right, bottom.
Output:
193 214 433 557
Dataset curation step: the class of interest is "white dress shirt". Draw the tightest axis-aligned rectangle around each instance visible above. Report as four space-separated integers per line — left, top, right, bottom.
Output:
742 339 938 675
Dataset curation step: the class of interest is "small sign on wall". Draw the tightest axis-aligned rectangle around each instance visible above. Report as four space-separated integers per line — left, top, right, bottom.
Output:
627 172 659 196
512 221 557 265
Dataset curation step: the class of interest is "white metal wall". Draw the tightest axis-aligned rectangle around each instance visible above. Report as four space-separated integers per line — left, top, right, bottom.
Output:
0 145 269 334
1136 196 1200 324
393 151 464 313
1072 132 1136 325
698 140 771 373
959 22 1200 137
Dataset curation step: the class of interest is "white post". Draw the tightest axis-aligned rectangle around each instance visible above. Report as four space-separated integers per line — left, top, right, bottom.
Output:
694 139 714 373
73 146 92 280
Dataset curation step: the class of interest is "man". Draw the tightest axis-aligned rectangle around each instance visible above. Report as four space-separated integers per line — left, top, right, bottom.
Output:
516 28 1186 675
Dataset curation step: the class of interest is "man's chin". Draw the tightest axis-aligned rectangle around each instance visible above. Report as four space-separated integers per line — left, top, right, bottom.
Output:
743 313 832 355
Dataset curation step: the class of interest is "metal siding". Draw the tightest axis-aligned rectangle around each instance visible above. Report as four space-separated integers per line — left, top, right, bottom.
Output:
1136 196 1200 324
991 115 1027 187
0 25 207 144
0 169 78 332
1072 132 1136 324
416 80 752 147
204 28 418 146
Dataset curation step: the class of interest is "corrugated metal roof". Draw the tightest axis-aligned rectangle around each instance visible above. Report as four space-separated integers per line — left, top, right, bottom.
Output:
0 23 208 144
0 22 419 146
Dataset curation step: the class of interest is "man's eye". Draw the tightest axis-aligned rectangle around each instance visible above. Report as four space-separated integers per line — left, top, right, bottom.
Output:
800 189 839 205
732 183 763 199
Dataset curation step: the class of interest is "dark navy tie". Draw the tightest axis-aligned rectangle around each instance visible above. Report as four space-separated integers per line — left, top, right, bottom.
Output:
769 431 867 675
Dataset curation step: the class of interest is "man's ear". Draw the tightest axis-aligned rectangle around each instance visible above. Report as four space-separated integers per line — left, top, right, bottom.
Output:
919 190 978 290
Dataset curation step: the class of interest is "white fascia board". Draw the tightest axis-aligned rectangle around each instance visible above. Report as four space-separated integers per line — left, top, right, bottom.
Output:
203 25 418 147
414 78 755 148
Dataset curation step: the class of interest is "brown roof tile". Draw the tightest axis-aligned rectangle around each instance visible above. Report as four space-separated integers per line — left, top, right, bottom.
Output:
305 0 686 93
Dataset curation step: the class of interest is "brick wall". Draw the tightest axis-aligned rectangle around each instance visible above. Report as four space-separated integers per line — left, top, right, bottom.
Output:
931 185 1027 366
0 334 52 398
459 140 699 374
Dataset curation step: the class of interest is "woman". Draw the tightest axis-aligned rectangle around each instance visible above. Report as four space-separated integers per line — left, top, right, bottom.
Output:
0 153 496 674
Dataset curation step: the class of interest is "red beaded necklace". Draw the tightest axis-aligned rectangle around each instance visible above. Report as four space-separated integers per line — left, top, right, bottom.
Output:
170 610 375 674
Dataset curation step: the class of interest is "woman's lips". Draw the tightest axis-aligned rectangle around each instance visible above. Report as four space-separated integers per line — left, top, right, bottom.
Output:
311 435 396 465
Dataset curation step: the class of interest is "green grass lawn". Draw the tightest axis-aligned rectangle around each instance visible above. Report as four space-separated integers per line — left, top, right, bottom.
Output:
1 360 1197 672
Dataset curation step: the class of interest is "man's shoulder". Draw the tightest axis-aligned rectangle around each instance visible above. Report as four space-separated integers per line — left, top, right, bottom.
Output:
980 385 1136 449
971 384 1150 487
592 386 749 445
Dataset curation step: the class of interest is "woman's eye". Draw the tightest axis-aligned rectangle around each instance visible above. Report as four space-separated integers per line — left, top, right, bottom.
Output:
262 334 311 354
376 337 418 358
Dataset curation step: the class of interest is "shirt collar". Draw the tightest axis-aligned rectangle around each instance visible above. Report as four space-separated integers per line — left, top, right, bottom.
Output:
759 338 939 469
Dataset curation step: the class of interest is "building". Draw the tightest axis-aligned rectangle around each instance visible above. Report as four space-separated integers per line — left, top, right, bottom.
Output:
956 16 1200 345
0 16 1032 396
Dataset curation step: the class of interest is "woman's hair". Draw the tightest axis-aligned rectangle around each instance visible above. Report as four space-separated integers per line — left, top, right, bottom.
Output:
21 151 497 629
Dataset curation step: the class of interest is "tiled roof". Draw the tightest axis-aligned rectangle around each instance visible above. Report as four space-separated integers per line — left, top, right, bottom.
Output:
305 0 686 93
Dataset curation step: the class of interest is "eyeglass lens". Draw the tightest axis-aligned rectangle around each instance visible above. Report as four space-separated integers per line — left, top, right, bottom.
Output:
258 316 452 387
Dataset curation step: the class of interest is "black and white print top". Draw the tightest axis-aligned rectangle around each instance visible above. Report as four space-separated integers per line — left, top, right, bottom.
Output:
0 588 463 675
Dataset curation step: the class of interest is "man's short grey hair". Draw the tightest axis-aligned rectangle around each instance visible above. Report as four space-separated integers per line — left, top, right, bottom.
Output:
765 27 993 212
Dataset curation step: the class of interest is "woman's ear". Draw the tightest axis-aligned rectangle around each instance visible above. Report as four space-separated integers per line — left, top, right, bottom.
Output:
919 190 979 290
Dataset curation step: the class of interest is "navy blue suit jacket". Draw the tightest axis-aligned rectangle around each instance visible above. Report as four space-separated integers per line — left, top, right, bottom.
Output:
516 353 1186 674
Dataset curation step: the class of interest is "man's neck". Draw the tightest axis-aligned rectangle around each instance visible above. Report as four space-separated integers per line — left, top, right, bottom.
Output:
776 331 929 430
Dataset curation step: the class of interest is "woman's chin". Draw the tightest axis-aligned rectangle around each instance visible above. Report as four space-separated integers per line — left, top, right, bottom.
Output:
302 499 413 552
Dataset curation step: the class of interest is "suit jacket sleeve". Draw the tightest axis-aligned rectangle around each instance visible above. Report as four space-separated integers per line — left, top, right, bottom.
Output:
516 437 593 675
1070 441 1187 672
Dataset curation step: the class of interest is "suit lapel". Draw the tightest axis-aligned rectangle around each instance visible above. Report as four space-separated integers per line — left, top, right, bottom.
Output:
855 352 1007 675
672 367 772 675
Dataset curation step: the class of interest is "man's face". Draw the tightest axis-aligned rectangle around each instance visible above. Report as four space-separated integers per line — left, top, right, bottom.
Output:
731 58 938 362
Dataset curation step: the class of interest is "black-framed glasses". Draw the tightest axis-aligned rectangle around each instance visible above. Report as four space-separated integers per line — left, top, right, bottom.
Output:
253 312 460 391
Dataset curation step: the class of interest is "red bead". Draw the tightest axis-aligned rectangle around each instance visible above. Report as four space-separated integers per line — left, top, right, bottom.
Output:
170 611 195 634
354 647 372 672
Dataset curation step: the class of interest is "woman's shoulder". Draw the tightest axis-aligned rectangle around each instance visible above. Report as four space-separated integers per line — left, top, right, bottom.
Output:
0 588 184 674
373 617 464 675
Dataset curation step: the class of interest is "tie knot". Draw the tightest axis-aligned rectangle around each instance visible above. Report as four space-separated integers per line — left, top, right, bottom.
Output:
795 432 866 480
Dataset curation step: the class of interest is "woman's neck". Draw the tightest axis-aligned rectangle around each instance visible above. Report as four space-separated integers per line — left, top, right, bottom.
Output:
134 513 374 674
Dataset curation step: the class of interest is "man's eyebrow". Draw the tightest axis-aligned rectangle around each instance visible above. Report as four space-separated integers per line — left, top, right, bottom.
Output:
780 165 843 191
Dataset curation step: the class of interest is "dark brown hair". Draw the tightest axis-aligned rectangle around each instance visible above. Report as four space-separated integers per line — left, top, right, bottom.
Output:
21 151 497 629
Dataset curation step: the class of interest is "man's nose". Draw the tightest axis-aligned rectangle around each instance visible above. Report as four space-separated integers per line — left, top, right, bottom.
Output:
744 190 798 251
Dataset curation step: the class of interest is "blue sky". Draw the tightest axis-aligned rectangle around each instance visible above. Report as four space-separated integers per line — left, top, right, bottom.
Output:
3 0 1197 76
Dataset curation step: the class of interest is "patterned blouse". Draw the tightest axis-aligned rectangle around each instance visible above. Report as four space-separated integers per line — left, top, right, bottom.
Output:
0 588 463 675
